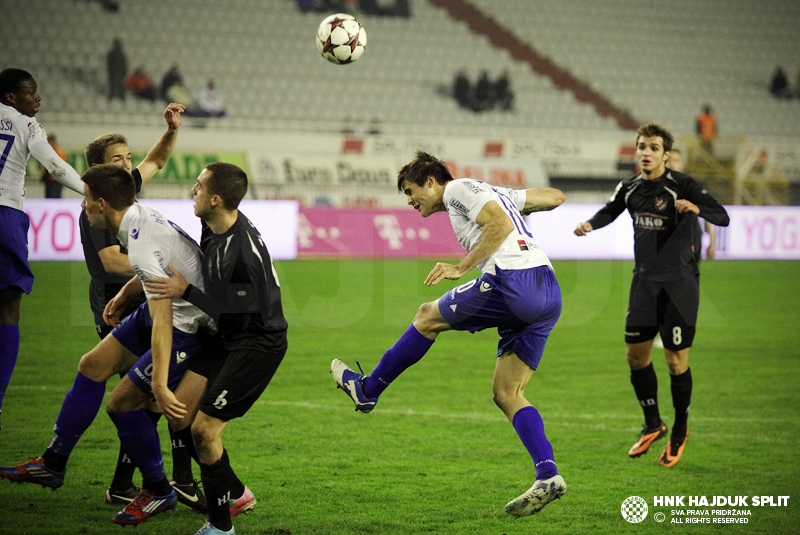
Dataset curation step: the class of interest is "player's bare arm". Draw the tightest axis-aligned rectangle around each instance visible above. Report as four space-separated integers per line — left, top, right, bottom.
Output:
147 297 187 420
424 201 513 286
520 187 565 214
136 103 185 184
98 245 136 277
675 199 700 214
103 276 144 327
143 263 188 300
574 221 593 236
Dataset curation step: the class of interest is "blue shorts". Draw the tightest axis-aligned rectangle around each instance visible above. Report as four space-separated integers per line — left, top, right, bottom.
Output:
0 206 34 295
438 266 562 370
111 302 203 393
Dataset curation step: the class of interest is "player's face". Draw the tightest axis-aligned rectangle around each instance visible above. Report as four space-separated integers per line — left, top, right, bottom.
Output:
6 78 41 117
636 136 669 178
402 178 440 217
103 143 133 172
192 169 214 218
81 184 105 228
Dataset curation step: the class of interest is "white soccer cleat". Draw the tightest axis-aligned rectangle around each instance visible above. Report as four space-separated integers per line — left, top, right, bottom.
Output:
504 474 567 517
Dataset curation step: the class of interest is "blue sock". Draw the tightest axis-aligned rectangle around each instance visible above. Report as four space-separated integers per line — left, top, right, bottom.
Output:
363 324 434 398
0 325 21 410
109 410 166 487
512 406 558 480
47 373 106 458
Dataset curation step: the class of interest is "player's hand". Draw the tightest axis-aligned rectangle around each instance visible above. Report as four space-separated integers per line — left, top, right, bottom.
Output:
574 222 593 236
153 384 187 420
103 293 129 327
425 262 464 286
143 264 188 300
675 199 699 214
164 103 185 130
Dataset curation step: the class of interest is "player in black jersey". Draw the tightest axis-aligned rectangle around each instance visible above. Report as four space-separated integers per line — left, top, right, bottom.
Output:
574 123 729 467
79 104 206 511
144 163 287 535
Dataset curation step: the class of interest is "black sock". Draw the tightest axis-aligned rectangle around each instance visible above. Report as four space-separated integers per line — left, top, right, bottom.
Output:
41 449 68 473
170 425 196 484
670 368 692 441
200 449 233 532
142 475 173 497
226 458 245 501
630 363 661 429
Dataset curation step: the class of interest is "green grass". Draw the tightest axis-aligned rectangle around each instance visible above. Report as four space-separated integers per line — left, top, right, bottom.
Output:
1 259 799 535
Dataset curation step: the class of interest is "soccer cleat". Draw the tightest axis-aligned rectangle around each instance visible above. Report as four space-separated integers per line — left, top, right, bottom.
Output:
505 474 567 517
330 359 378 413
193 521 236 535
659 429 689 467
0 457 65 489
229 486 257 518
628 421 668 458
171 479 208 514
110 488 177 525
104 486 140 505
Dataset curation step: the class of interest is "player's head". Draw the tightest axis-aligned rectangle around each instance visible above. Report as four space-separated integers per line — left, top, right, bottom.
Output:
81 164 136 227
192 162 248 218
397 151 453 192
85 134 132 172
668 148 684 173
397 151 453 217
0 68 39 117
635 122 672 177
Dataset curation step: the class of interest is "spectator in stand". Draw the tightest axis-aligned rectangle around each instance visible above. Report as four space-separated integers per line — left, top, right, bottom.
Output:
124 66 157 102
106 38 128 101
472 70 494 112
769 67 792 99
197 80 226 118
494 70 514 111
453 69 471 110
40 135 69 199
159 65 183 102
695 105 717 156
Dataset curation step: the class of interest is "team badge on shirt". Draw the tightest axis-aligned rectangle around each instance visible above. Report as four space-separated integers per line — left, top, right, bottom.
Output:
654 196 669 212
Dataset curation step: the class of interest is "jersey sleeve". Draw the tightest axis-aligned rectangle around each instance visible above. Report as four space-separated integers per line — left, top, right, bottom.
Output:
444 179 494 222
587 180 629 230
28 127 84 194
682 176 730 227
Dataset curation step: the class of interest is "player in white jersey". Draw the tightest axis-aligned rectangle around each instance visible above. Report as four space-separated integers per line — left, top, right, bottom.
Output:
331 151 569 517
0 68 85 432
0 164 212 526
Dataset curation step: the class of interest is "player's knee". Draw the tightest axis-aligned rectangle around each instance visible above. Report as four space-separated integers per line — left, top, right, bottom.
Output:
190 421 214 449
78 351 106 381
625 344 650 369
412 301 445 338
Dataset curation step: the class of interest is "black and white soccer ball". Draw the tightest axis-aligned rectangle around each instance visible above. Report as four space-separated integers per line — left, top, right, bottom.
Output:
316 13 367 65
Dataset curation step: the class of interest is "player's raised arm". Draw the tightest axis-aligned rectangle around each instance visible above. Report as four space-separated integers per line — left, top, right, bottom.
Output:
520 187 566 214
136 103 185 184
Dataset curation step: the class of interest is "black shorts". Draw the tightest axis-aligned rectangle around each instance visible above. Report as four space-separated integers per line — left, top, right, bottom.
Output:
625 275 699 351
190 330 287 421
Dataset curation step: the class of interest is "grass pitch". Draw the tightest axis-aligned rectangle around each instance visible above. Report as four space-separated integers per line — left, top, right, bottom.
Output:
0 259 798 535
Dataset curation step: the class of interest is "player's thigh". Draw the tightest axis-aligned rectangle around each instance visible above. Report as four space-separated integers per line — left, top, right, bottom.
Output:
0 293 22 325
492 351 535 399
658 277 698 351
625 277 660 344
171 370 209 431
106 374 152 413
78 331 139 382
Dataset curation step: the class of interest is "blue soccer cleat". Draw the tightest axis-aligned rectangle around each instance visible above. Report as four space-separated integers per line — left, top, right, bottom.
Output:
0 457 65 489
331 359 378 413
111 488 177 525
505 474 567 517
193 521 236 535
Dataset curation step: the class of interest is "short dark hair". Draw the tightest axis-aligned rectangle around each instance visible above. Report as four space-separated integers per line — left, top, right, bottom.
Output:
0 68 34 100
205 162 248 210
81 164 136 210
396 151 453 192
85 133 128 166
635 122 674 152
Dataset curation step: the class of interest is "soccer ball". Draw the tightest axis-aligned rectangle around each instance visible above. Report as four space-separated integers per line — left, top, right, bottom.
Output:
316 13 367 65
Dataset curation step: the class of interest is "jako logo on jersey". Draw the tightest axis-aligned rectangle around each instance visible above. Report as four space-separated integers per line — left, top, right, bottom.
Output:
480 282 492 292
176 351 188 363
633 213 666 229
131 228 140 240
